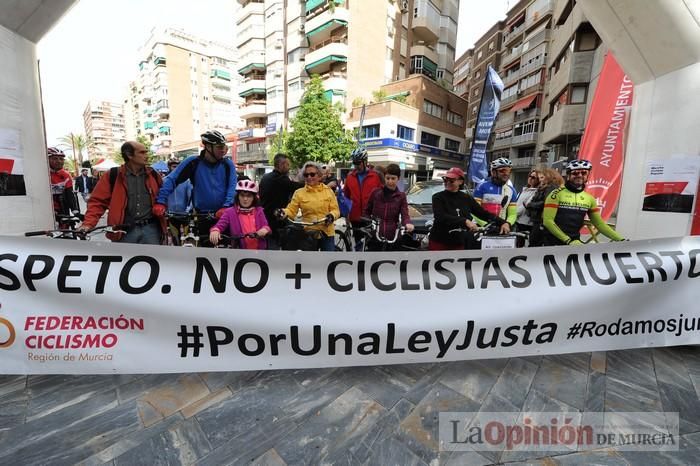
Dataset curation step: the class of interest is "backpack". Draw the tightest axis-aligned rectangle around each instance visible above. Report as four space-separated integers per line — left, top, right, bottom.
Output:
109 166 162 193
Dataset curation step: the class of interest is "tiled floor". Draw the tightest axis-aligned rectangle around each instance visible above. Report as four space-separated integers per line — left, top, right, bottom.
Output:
1 347 700 465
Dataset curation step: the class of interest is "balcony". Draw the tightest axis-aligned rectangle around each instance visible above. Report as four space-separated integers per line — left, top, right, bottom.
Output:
503 24 525 47
526 0 553 31
304 39 348 74
511 132 538 146
493 137 513 149
540 104 586 144
494 111 514 130
514 107 541 122
412 6 440 43
305 5 349 42
210 69 232 81
502 69 521 87
512 156 539 168
237 149 267 163
547 50 595 100
410 44 439 66
524 28 550 49
238 78 266 98
502 45 523 66
237 51 266 75
306 0 344 15
320 71 347 94
239 101 267 119
236 24 265 48
236 0 264 25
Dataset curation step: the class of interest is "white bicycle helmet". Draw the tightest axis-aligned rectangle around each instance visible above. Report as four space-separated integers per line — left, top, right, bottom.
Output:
565 159 592 171
490 157 512 170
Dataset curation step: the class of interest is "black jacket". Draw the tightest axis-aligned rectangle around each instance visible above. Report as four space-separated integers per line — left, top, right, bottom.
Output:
259 169 305 231
431 189 503 245
74 174 95 193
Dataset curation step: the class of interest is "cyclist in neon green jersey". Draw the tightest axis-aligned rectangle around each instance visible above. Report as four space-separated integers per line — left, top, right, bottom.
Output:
542 159 625 246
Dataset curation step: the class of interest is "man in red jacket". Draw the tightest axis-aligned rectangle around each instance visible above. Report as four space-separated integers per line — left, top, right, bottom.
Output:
80 141 165 244
343 147 384 250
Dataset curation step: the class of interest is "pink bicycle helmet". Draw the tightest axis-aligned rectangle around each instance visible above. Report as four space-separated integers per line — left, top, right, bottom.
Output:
236 179 258 194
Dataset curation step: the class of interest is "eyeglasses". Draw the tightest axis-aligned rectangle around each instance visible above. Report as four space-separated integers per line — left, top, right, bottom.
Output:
303 172 318 178
442 177 458 183
570 170 589 176
528 175 538 179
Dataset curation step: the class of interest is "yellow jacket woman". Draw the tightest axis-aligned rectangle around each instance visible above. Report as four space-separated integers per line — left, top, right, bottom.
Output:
284 161 340 239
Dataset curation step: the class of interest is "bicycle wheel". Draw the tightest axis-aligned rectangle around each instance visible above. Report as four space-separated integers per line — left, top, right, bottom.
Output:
334 229 351 251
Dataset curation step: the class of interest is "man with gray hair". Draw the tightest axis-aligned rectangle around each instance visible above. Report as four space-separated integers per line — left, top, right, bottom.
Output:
259 153 305 249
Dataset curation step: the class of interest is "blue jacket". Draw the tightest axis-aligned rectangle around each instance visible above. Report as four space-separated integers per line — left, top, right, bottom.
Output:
166 178 193 214
156 153 237 212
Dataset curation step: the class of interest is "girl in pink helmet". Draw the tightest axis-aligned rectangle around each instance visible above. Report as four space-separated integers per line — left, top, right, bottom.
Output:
209 179 271 249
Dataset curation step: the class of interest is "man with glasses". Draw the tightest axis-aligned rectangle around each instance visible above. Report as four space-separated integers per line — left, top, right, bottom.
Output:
344 147 384 250
542 159 625 246
153 130 237 242
473 157 518 232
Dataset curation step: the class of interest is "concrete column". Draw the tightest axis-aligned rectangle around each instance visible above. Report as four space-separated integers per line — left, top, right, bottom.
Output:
0 24 53 234
579 0 700 239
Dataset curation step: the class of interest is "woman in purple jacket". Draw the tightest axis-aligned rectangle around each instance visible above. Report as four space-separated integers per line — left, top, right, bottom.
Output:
363 164 414 251
209 180 271 249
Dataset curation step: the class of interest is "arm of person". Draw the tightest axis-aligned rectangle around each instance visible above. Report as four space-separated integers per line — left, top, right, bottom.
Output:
223 159 238 208
466 195 504 226
363 188 377 218
399 193 411 226
156 160 189 205
82 175 110 229
506 203 518 226
542 193 572 243
283 190 301 219
589 209 624 241
211 209 232 234
328 188 340 221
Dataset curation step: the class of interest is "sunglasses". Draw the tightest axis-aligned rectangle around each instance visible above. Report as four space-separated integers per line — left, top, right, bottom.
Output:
213 144 227 150
528 175 538 179
303 172 318 178
442 177 458 183
570 170 589 176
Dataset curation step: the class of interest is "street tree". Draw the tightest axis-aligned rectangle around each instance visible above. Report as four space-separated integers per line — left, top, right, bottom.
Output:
58 133 92 175
284 74 356 167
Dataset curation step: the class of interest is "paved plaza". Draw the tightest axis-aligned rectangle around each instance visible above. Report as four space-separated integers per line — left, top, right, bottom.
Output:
2 347 700 465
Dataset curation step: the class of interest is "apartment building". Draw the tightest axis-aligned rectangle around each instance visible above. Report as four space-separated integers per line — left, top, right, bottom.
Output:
234 0 460 167
539 0 605 167
124 28 243 158
452 48 472 101
82 100 126 159
347 75 468 183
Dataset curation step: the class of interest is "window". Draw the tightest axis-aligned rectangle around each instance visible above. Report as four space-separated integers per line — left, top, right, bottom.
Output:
447 111 464 126
513 120 537 136
423 99 443 118
488 41 495 51
445 138 460 152
421 131 440 147
474 69 481 79
362 124 380 138
570 85 587 104
472 105 478 115
397 125 414 141
477 50 483 60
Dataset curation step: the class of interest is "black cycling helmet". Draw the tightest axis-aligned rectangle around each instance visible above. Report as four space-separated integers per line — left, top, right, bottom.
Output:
201 130 227 145
351 146 368 165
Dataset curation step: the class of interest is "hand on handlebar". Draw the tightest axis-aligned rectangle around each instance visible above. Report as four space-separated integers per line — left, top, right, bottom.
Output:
152 204 167 218
274 208 287 220
465 219 478 232
569 239 584 246
209 229 221 246
500 222 511 235
256 228 269 237
405 223 414 233
324 213 335 225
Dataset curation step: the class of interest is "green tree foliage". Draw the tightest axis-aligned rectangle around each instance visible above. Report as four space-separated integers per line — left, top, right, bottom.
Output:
136 135 157 164
285 75 356 167
58 133 92 175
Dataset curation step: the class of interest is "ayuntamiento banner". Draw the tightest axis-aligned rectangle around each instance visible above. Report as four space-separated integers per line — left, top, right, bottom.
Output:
1 236 699 374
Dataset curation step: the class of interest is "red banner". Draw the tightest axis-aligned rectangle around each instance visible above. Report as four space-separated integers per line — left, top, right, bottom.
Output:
580 53 634 220
692 180 700 235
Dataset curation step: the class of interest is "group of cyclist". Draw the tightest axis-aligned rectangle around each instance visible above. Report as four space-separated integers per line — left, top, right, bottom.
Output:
47 129 624 250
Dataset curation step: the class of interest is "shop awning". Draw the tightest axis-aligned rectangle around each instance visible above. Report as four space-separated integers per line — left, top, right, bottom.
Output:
510 94 538 112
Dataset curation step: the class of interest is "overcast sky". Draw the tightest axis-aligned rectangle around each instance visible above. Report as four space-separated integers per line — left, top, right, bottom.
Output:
38 0 510 146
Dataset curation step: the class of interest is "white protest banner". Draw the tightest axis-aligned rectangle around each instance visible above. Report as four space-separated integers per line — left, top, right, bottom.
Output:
0 236 699 374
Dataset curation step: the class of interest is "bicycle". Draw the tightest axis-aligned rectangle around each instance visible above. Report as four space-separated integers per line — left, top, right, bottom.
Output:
53 213 84 239
213 232 262 249
471 222 529 250
165 211 217 247
355 217 415 251
581 219 617 244
278 217 335 251
24 224 127 241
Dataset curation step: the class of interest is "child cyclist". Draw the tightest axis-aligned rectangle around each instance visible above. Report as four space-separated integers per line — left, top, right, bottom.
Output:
209 180 271 249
